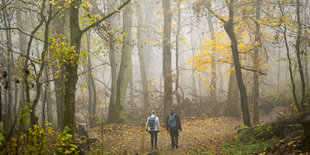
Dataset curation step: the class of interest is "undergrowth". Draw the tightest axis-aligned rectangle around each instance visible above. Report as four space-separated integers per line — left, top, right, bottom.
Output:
223 137 279 155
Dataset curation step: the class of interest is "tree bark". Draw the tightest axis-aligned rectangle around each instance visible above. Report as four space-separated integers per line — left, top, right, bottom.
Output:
162 0 173 117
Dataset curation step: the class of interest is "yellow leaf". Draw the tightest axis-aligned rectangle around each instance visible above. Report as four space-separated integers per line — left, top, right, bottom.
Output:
114 8 120 13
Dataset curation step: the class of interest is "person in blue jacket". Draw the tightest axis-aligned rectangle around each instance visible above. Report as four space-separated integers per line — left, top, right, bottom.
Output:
166 108 182 149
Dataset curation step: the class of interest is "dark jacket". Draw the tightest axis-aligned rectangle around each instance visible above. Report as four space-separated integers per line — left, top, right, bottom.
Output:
166 113 182 131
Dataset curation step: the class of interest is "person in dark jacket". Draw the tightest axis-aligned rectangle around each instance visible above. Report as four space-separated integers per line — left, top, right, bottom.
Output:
166 108 182 149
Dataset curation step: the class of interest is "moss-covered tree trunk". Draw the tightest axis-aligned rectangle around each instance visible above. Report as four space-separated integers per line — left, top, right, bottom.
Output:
63 0 82 134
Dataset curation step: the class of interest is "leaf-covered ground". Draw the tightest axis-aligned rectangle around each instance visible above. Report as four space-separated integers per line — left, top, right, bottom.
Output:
88 117 241 154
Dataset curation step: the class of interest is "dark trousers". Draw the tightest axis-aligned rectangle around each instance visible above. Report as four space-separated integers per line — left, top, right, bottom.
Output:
149 131 158 148
169 127 179 148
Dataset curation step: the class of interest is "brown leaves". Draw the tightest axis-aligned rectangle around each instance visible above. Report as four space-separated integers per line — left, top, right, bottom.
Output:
88 117 240 154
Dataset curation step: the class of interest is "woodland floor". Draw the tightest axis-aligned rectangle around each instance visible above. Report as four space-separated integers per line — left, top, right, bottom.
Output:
87 117 241 154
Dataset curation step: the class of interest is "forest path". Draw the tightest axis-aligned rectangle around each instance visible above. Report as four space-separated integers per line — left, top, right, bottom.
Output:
89 117 241 154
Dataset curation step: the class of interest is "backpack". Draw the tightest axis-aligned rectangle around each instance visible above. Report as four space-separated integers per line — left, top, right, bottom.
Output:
168 114 176 127
148 116 156 130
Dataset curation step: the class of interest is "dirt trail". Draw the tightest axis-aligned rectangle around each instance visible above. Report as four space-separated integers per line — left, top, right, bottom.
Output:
89 117 241 154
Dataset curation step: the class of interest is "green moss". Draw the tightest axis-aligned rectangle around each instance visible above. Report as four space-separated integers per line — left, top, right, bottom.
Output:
223 137 279 155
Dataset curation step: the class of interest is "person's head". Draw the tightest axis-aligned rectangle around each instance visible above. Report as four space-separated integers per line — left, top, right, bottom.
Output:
170 108 175 114
152 110 156 115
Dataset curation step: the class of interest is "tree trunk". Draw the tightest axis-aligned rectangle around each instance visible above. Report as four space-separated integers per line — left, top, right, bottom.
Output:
42 80 47 129
226 64 241 118
0 84 2 126
16 0 26 108
224 0 251 127
278 1 300 111
277 50 280 97
89 0 119 123
45 65 53 124
63 0 83 134
30 5 52 126
207 14 217 99
129 68 134 106
305 50 309 90
137 2 150 113
107 40 118 123
144 0 154 77
252 0 261 125
108 2 133 123
2 0 13 130
175 1 181 110
52 12 66 130
295 0 306 110
85 30 97 128
191 26 198 99
162 0 173 117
